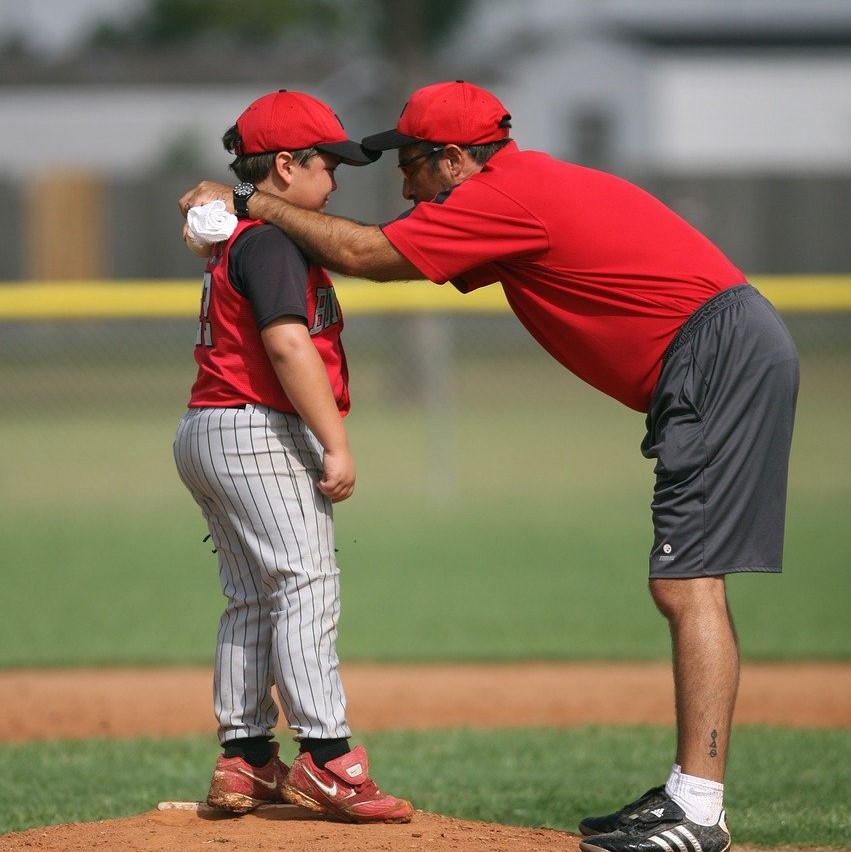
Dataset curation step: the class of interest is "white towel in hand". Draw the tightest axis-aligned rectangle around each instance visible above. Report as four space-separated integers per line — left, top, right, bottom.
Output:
186 200 238 246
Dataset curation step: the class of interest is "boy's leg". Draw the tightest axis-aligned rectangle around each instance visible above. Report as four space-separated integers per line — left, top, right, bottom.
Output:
203 406 350 743
175 406 279 742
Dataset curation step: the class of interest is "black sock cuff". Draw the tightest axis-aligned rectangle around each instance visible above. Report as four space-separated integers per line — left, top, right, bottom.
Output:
222 735 274 767
299 737 350 768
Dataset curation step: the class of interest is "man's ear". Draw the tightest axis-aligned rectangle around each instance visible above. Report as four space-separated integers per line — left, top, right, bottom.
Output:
442 144 462 177
445 144 477 180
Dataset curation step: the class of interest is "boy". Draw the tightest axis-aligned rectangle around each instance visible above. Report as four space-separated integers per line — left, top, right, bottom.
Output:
173 89 413 824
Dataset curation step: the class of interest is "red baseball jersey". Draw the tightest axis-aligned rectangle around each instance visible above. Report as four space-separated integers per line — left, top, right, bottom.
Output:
188 219 350 415
382 141 745 411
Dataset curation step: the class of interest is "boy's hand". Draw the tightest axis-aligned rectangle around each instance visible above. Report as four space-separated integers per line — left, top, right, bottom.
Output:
318 447 356 503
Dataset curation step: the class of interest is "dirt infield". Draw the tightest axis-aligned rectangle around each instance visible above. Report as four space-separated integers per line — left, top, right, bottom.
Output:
1 662 848 851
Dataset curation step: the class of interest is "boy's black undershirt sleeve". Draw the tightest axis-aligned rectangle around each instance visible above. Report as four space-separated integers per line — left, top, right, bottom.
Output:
228 224 311 330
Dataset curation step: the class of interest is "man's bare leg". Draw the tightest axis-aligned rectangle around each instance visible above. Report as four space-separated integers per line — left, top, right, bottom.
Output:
650 575 739 782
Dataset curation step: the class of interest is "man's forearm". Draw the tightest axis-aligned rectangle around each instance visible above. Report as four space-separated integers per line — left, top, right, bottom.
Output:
248 190 421 282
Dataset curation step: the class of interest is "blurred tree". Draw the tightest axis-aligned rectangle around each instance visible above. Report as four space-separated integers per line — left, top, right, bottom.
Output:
0 32 32 59
88 0 473 51
372 0 475 52
90 0 344 45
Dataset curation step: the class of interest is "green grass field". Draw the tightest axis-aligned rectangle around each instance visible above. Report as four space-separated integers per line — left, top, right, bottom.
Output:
1 728 849 843
0 318 848 843
1 351 848 665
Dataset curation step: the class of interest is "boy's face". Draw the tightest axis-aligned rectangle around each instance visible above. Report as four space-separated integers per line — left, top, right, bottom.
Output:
285 152 340 211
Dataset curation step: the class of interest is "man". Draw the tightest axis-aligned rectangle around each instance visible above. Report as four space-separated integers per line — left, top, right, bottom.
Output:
175 89 412 824
179 80 799 851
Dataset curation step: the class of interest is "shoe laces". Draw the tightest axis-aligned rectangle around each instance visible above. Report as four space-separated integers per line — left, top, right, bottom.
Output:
627 801 685 831
617 787 667 826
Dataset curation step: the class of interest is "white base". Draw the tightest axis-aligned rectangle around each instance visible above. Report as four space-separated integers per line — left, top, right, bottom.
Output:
157 801 299 813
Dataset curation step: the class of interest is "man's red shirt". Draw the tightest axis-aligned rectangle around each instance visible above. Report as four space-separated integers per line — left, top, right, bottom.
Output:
382 141 744 411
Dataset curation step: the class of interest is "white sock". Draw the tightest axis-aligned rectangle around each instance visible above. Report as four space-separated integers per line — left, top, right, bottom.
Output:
664 763 682 798
669 772 724 826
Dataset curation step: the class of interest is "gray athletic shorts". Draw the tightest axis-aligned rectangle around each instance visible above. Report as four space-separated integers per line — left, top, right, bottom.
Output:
641 285 799 579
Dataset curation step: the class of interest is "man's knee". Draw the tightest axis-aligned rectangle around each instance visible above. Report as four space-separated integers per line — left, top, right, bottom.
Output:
649 576 729 622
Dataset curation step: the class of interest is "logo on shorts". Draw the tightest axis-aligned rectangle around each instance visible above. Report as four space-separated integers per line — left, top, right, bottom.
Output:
658 542 676 562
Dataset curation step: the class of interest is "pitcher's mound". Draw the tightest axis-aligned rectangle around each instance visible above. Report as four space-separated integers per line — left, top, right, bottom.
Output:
0 808 584 852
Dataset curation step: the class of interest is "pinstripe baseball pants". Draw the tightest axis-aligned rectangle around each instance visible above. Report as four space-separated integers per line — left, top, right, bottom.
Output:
173 403 351 745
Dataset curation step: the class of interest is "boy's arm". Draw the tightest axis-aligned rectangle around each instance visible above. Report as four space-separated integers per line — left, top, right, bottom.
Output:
260 316 355 503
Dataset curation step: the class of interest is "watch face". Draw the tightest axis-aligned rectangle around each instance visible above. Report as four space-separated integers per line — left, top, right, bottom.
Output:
233 183 255 218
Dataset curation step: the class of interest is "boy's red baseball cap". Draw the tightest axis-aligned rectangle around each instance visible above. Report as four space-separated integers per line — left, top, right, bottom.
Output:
362 80 512 150
235 90 378 166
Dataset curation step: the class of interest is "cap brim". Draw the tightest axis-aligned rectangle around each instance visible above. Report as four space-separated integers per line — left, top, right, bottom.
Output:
316 140 381 166
360 128 421 151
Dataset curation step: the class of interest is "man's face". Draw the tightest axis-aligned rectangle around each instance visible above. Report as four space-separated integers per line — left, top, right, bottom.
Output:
286 152 340 211
396 143 452 204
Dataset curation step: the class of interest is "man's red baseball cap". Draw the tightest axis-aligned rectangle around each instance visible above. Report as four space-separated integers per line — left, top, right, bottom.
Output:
235 90 378 166
361 80 512 150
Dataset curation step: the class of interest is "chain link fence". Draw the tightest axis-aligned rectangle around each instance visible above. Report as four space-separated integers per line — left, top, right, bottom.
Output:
1 281 848 516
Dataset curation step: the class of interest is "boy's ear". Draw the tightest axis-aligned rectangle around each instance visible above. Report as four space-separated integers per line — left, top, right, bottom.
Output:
274 151 296 186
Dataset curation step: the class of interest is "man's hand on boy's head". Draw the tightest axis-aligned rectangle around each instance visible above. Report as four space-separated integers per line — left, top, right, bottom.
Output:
179 181 233 217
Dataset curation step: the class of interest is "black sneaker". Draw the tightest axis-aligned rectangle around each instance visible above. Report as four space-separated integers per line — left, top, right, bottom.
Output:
579 785 670 836
579 800 731 852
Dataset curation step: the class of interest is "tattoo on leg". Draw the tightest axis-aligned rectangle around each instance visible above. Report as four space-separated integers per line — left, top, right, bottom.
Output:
709 728 718 758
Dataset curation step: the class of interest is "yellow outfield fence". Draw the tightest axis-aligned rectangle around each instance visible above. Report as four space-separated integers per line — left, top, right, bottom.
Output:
0 275 850 320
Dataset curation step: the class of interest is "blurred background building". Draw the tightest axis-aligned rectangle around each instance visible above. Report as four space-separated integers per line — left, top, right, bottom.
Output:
2 0 851 280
